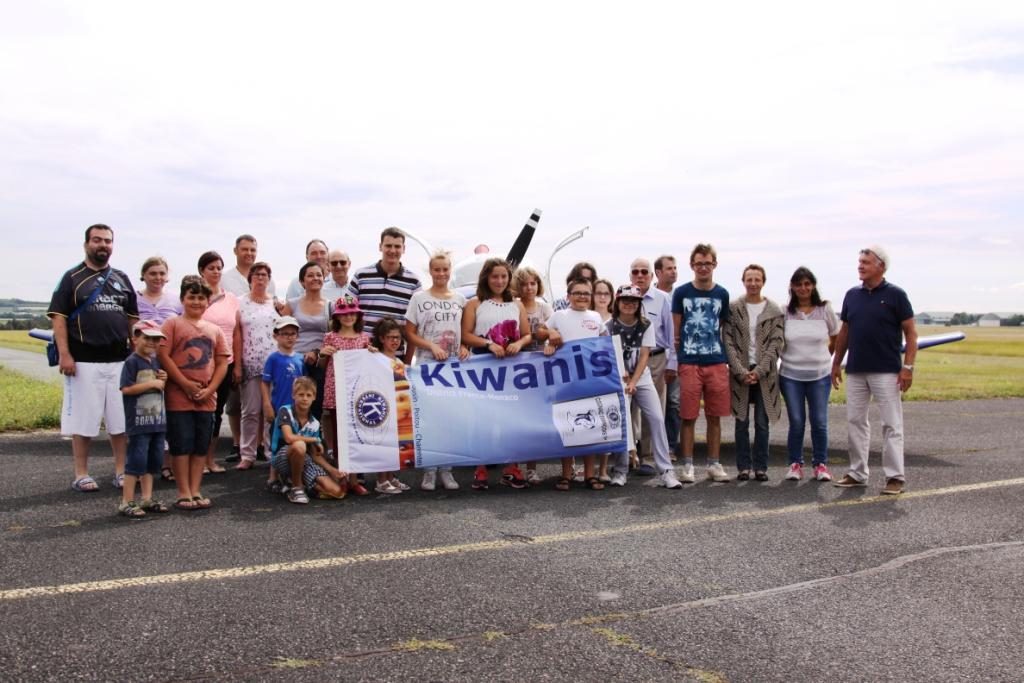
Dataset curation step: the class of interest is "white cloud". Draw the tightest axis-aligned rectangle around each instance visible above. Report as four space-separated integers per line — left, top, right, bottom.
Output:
2 1 1024 312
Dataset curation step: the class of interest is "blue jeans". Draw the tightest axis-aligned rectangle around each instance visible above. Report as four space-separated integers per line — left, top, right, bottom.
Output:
735 387 769 472
779 375 832 466
125 431 165 476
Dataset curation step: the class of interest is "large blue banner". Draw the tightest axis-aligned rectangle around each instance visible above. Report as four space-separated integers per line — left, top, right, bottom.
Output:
336 337 628 472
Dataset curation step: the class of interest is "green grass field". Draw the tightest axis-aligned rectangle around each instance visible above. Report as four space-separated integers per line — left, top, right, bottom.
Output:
830 325 1024 403
0 330 47 354
0 366 62 431
0 325 1020 432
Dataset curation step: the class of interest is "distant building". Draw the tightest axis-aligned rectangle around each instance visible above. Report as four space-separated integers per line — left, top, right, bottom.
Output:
978 313 1003 327
916 311 955 325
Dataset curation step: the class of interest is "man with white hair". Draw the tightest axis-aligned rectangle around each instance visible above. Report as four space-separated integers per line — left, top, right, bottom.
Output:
322 249 352 300
831 245 918 495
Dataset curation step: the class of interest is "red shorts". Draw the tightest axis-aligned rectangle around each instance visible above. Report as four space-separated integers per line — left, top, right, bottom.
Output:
679 363 730 420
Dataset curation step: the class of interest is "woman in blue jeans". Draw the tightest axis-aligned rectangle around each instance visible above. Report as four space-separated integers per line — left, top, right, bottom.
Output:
779 267 839 481
723 265 784 481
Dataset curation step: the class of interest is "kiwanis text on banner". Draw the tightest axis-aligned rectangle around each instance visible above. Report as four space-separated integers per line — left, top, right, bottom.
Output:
335 337 628 472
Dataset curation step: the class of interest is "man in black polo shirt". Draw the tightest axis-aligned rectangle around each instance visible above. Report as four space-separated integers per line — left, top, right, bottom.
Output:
831 245 918 495
48 224 139 492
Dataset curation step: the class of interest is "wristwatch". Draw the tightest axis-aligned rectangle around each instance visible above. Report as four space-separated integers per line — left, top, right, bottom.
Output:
902 364 914 372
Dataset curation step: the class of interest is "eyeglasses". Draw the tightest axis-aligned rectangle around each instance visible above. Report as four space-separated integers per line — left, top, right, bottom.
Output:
384 335 403 341
631 269 649 276
570 291 592 298
276 330 297 337
330 260 348 266
692 261 716 269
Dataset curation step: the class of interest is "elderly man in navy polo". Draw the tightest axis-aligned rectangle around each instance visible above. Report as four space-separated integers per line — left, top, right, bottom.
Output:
831 245 918 495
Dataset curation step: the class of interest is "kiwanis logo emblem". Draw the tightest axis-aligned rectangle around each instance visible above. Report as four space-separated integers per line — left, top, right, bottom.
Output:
606 405 621 430
355 391 389 428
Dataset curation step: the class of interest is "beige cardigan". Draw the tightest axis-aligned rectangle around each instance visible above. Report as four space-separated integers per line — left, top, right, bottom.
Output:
722 297 785 421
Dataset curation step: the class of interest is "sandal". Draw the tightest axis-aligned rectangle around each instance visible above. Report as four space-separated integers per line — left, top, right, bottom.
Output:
204 465 227 475
235 460 254 471
585 477 606 491
554 478 571 491
140 499 170 513
160 467 175 482
117 501 146 518
192 495 212 509
71 476 99 493
174 497 198 510
111 473 125 489
598 474 612 484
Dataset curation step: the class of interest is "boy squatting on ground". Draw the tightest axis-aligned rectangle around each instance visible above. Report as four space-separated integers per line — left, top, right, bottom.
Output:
270 376 347 504
117 320 172 517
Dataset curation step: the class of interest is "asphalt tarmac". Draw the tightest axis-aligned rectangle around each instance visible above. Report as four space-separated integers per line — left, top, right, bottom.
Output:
1 350 1022 681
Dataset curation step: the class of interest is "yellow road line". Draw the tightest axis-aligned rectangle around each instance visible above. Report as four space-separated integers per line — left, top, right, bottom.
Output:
3 477 1023 602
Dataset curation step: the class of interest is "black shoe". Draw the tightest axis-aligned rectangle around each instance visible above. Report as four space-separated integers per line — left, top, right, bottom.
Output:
256 446 267 461
754 471 769 481
225 445 241 463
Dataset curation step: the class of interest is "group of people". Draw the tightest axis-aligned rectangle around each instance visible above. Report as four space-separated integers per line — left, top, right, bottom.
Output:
47 224 918 516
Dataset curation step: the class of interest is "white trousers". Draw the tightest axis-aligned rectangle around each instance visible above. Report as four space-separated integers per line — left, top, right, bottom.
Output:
239 376 269 462
614 380 673 477
845 372 905 482
632 351 667 459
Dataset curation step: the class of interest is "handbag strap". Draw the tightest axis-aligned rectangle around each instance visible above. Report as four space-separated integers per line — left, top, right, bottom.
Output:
68 270 109 322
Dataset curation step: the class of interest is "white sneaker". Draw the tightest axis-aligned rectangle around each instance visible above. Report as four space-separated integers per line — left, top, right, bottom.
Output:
572 463 585 484
525 468 542 486
439 470 460 490
680 464 696 483
706 463 730 482
609 472 627 487
420 470 437 491
390 477 411 491
660 470 683 489
785 463 803 481
375 480 402 495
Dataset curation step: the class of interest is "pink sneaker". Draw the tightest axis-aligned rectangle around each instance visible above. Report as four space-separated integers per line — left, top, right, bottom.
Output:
813 464 832 481
785 463 803 481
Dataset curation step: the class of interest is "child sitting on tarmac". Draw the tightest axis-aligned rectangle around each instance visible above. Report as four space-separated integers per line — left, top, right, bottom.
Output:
271 376 347 504
117 320 171 517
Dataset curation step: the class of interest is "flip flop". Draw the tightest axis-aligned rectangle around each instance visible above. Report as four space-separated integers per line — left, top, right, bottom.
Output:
160 467 175 482
204 465 227 475
174 497 198 510
71 476 99 492
192 495 212 509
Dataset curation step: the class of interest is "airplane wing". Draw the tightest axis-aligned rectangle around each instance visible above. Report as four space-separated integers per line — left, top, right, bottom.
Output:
837 331 967 367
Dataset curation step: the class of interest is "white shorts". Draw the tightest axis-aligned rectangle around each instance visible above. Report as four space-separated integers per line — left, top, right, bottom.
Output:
61 361 126 437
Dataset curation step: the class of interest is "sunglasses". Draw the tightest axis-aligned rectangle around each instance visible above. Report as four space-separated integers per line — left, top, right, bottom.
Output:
330 260 348 266
631 269 650 276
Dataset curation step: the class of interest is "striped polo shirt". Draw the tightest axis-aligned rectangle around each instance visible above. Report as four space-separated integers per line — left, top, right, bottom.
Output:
348 261 422 334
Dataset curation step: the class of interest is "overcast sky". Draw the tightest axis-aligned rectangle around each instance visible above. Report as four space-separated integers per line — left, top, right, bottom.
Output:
3 1 1023 312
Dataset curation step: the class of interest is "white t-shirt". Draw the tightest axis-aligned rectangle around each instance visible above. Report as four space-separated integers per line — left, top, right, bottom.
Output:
780 303 840 381
546 308 605 342
745 300 767 366
406 290 467 364
222 267 276 298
